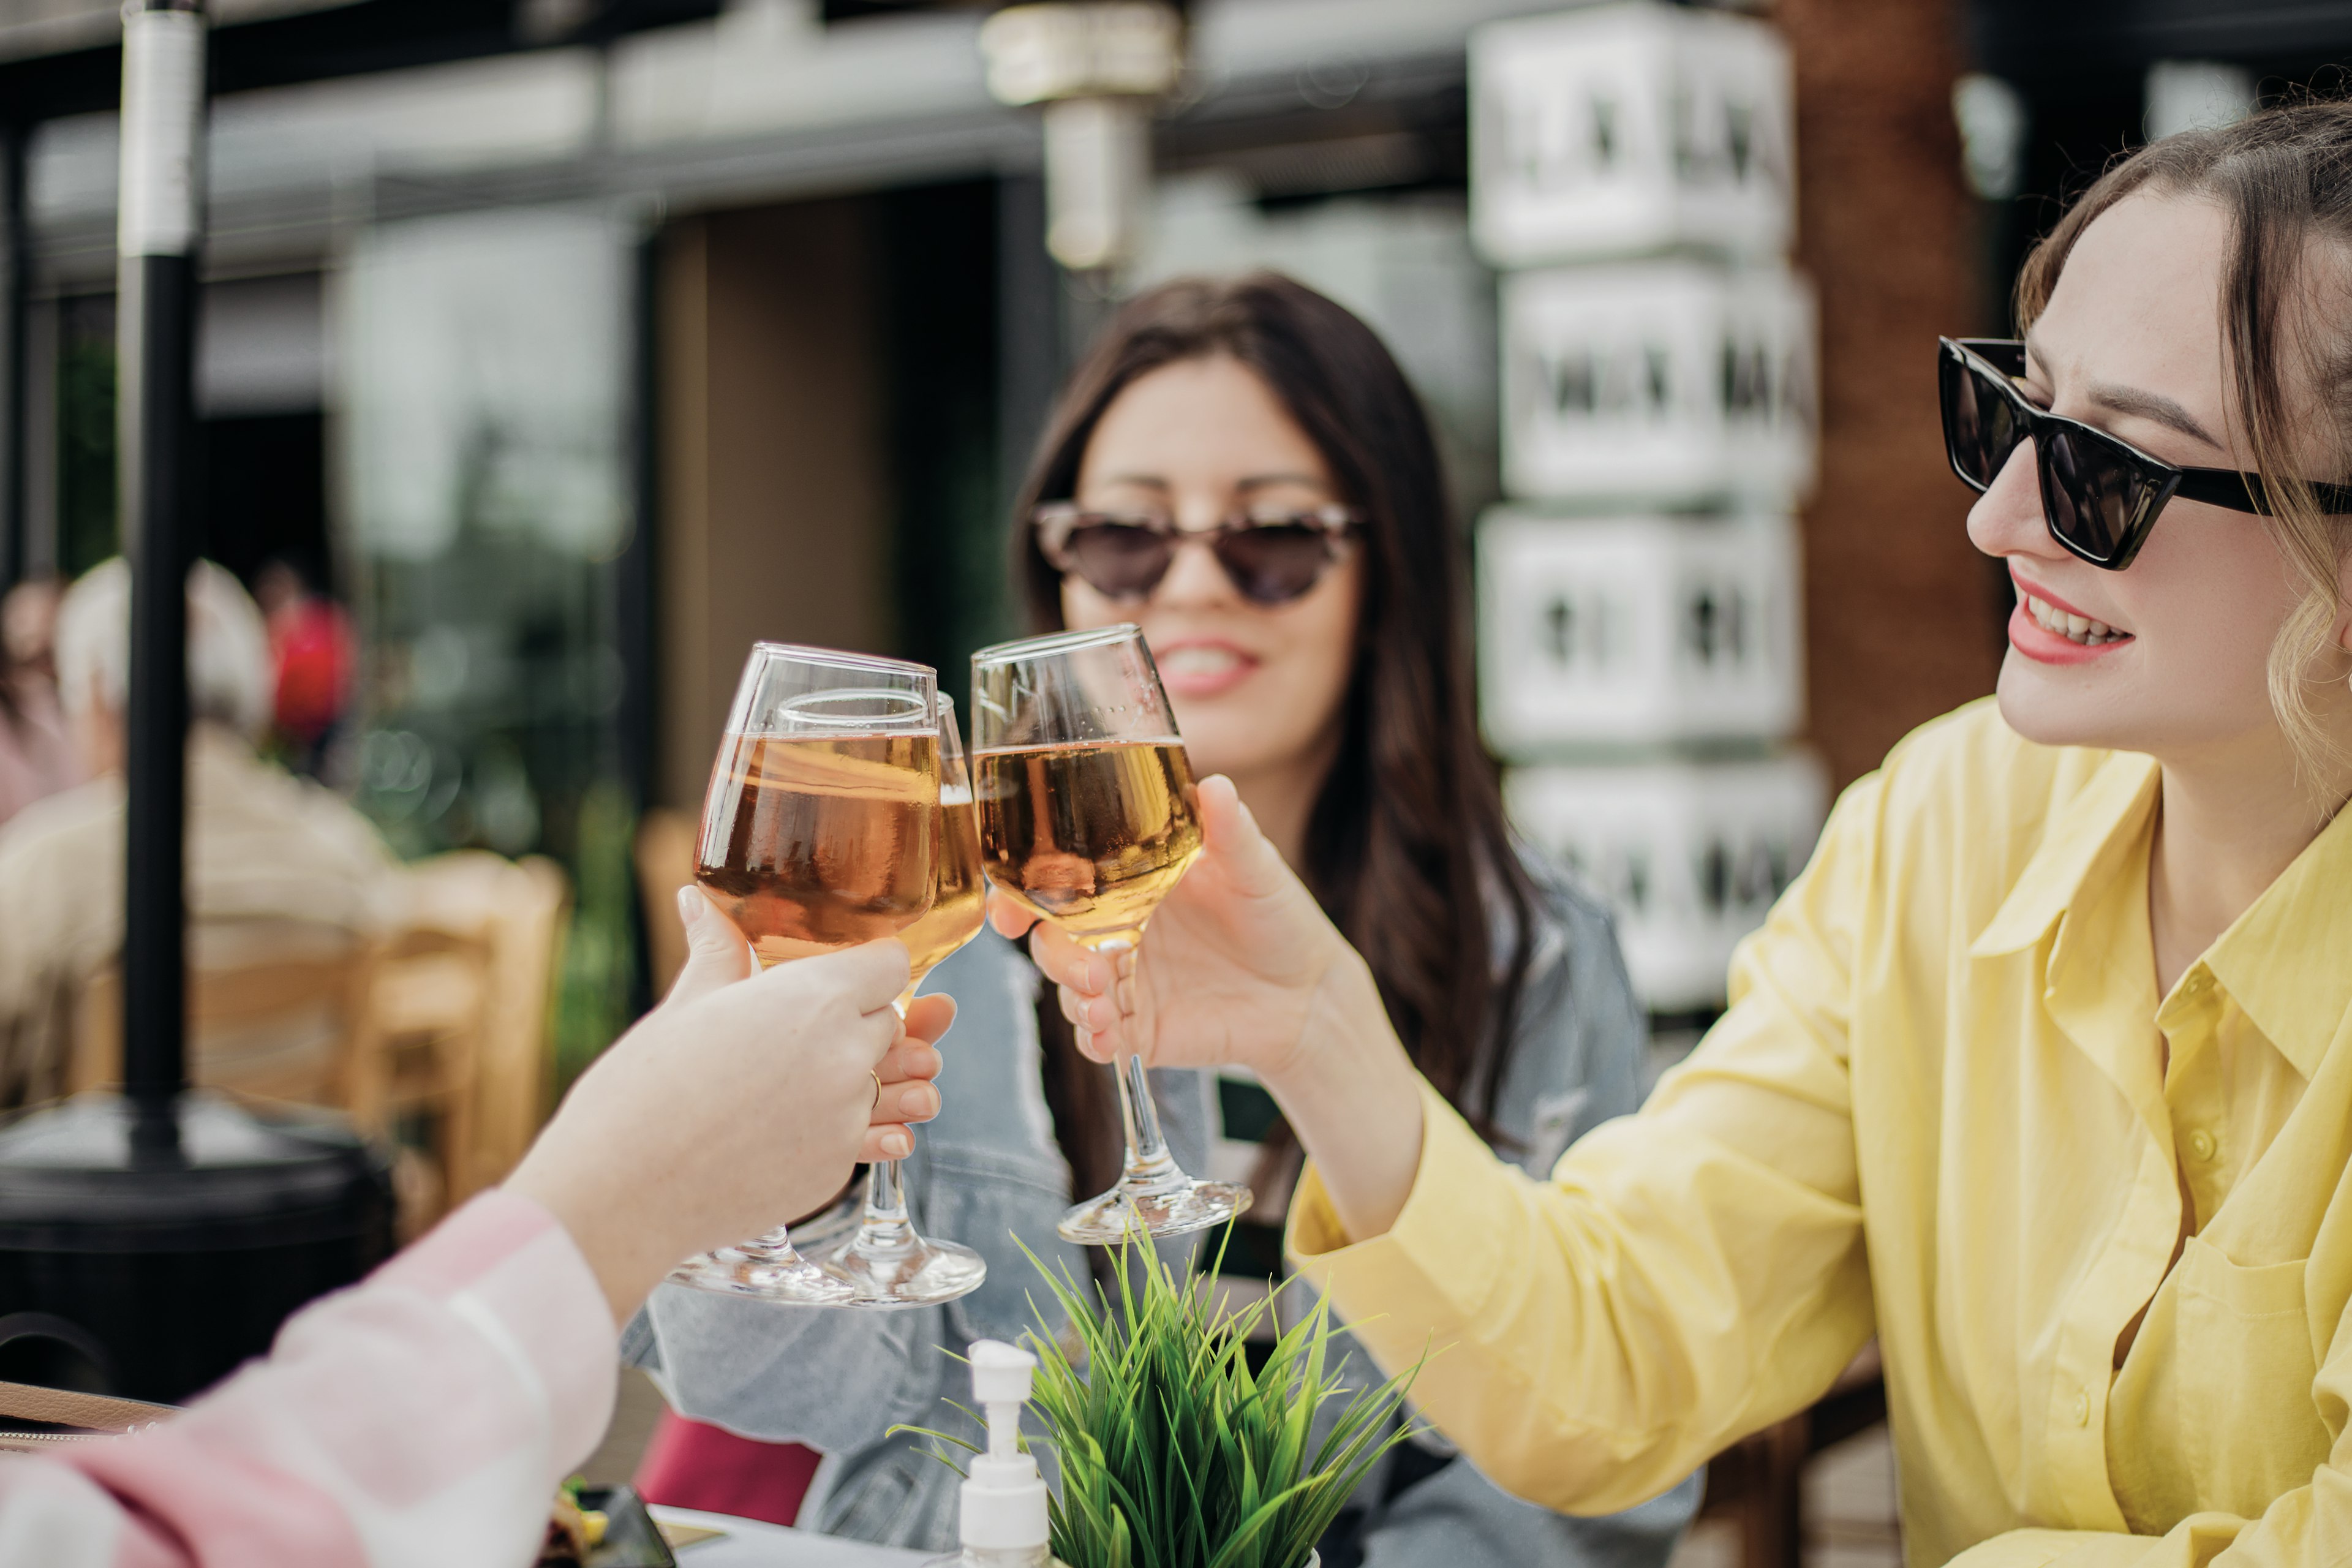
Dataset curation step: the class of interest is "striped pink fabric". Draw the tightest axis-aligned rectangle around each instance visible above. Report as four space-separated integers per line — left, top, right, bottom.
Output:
0 1189 616 1568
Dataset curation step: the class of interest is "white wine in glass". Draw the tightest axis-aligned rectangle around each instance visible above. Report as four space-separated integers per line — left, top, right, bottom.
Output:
815 695 990 1307
669 643 938 1307
972 739 1202 947
970 624 1250 1244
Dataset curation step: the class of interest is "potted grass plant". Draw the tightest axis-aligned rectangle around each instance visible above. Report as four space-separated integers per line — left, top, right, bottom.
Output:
905 1232 1424 1568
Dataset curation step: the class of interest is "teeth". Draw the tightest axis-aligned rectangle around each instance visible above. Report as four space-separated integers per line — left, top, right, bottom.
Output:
1158 646 1244 675
2019 589 2129 646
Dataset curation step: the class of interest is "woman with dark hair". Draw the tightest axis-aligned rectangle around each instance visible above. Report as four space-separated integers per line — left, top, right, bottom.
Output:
1008 274 1588 1220
636 273 1700 1567
1037 104 2352 1564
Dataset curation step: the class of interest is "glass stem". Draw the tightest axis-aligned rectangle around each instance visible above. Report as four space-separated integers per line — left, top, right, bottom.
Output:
854 986 921 1255
1090 934 1186 1196
1115 1050 1185 1193
856 1158 914 1256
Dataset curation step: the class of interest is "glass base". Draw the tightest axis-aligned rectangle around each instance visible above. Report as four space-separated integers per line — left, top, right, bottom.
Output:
815 1230 988 1308
667 1231 858 1306
1056 1177 1252 1245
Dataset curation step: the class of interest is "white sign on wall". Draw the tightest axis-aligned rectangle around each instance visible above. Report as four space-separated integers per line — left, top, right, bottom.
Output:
1471 1 1795 268
1501 260 1816 505
1477 509 1803 753
1507 752 1828 1011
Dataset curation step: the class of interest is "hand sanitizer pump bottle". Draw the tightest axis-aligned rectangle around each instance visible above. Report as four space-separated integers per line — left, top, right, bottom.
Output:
925 1339 1067 1568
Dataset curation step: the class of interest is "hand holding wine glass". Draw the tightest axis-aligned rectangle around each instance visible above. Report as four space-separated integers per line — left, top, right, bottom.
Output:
509 910 951 1327
999 771 1431 1247
990 772 1355 1080
669 643 943 1306
970 624 1251 1243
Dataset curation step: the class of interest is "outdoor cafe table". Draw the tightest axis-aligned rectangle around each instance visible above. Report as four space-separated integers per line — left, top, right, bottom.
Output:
650 1506 934 1567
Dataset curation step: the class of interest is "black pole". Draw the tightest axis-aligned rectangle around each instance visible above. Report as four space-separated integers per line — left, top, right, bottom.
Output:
117 0 206 1164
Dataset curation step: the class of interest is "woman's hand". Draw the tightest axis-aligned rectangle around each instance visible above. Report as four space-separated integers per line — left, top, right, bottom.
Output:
991 775 1427 1240
653 887 947 1155
991 775 1365 1084
507 888 949 1325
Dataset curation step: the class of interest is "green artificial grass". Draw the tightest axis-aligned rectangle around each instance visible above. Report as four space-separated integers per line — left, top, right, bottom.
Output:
900 1228 1424 1568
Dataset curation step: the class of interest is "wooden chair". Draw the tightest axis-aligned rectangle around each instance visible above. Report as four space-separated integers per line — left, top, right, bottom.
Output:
381 852 571 1199
347 925 497 1210
69 921 380 1109
1696 1344 1888 1568
633 806 697 1000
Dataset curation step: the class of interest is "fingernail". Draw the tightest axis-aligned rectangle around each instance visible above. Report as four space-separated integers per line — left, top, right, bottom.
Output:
676 886 703 928
883 1130 912 1158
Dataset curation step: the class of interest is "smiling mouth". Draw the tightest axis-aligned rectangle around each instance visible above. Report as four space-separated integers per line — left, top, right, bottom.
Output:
2017 586 2132 646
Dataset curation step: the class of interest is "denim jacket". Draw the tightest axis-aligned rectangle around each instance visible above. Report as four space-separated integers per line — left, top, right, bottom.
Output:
624 860 1703 1566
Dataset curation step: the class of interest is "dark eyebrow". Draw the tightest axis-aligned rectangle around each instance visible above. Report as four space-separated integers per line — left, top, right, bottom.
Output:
2083 382 2229 454
1235 472 1328 491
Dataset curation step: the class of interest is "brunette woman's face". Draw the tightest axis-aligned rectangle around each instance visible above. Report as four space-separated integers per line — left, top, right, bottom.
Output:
1967 190 2352 760
1061 355 1364 785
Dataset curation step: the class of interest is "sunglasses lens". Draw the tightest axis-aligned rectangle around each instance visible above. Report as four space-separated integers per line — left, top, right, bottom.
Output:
1062 522 1173 599
2040 428 2150 563
1942 352 2021 488
1213 524 1335 605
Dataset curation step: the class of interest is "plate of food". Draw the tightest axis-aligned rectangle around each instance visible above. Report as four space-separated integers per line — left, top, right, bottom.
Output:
542 1481 678 1567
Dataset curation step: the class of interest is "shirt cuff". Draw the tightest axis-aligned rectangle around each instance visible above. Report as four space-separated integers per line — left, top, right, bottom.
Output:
1286 1080 1520 1339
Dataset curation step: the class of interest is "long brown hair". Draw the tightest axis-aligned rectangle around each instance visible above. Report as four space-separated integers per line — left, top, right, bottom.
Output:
1012 273 1540 1197
2016 99 2352 788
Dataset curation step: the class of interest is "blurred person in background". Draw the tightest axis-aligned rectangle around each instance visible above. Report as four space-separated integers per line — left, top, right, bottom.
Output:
0 558 397 1107
0 578 78 828
636 274 1699 1568
1036 104 2352 1567
254 557 355 780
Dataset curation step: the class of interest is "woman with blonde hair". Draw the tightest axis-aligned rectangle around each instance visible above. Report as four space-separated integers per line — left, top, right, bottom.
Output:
1028 101 2352 1564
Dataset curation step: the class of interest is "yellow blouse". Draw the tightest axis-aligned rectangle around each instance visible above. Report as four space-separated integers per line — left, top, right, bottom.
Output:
1289 701 2352 1567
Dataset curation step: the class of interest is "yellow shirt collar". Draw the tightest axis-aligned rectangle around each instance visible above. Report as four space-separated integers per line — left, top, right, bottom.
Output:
1969 748 2160 961
2193 797 2352 1081
1971 745 2352 1082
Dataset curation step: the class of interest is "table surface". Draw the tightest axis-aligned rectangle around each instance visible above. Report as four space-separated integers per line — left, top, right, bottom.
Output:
651 1506 937 1567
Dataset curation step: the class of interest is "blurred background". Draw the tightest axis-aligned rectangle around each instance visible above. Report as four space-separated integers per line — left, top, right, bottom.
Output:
0 0 2343 1558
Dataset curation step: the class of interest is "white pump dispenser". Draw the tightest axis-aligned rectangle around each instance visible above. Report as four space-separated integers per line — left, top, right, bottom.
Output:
926 1339 1065 1568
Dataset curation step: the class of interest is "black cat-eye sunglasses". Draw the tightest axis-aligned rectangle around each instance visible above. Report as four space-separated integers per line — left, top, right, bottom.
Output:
1938 336 2352 570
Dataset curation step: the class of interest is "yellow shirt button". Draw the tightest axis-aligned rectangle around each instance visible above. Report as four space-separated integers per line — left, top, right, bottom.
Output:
2072 1389 2090 1426
2188 1129 2217 1161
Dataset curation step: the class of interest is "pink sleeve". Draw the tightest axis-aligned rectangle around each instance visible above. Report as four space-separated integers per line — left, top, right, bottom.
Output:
0 1189 616 1568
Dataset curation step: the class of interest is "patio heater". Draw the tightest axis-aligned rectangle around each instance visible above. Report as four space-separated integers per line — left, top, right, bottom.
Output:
0 0 391 1405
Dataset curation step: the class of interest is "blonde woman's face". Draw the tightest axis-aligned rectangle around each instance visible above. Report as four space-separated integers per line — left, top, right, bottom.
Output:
1058 355 1363 786
1966 190 2352 761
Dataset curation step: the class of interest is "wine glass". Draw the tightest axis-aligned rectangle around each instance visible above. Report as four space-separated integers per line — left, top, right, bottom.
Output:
813 695 990 1306
969 624 1251 1244
668 643 940 1306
